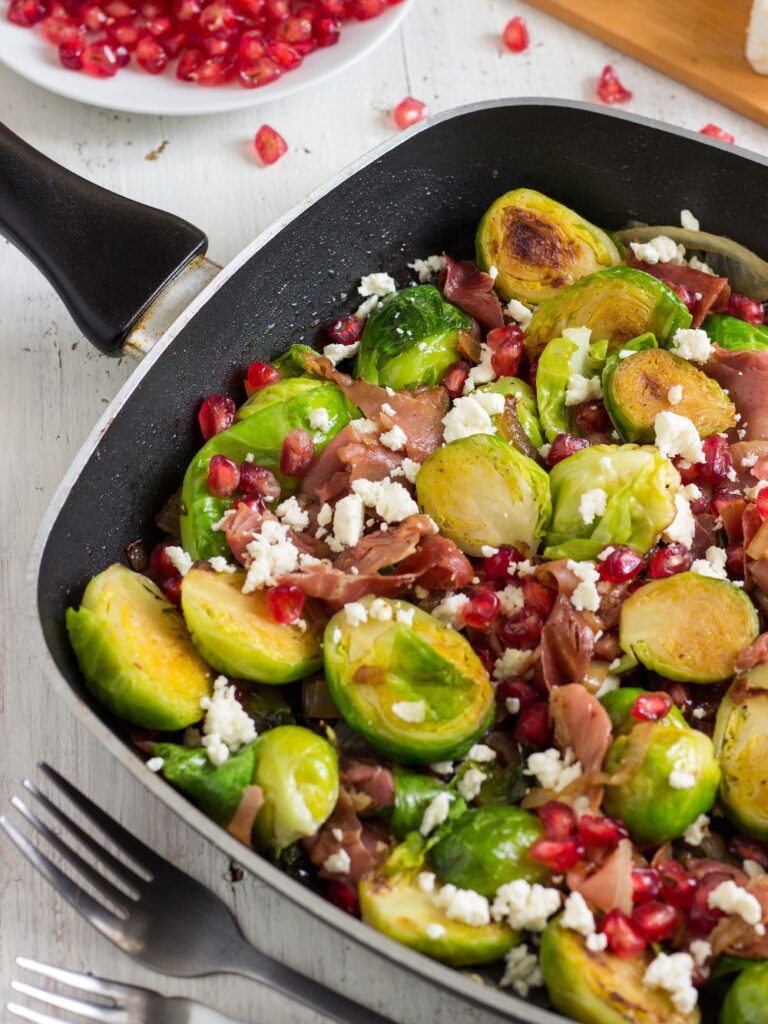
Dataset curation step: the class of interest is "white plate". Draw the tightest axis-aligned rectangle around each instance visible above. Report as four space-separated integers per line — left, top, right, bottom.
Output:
0 0 413 115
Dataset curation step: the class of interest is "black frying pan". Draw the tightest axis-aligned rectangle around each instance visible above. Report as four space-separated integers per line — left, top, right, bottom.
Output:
3 99 762 1024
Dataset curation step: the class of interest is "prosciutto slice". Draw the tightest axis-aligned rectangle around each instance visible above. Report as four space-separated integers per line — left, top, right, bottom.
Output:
301 422 405 503
540 595 596 689
625 254 729 327
334 515 435 574
303 789 390 883
550 683 612 776
227 785 264 847
705 348 768 442
567 839 634 915
341 762 395 813
440 254 504 330
708 876 768 959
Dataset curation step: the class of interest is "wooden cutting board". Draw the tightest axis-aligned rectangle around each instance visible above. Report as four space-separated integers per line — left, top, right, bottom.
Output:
525 0 768 127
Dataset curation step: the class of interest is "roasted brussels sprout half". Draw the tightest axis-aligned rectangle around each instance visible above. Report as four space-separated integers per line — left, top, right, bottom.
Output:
477 377 544 449
181 565 325 684
603 345 736 443
391 767 457 839
540 918 701 1024
150 741 258 827
251 725 338 850
525 267 692 360
620 574 759 684
429 806 547 897
324 596 494 765
180 378 360 560
416 434 551 557
714 662 768 839
66 564 212 731
355 286 473 389
705 314 768 352
536 326 606 442
475 188 621 304
720 962 768 1024
603 716 720 845
544 444 679 561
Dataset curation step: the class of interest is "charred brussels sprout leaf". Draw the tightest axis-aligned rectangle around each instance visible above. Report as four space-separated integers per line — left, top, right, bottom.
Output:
150 741 258 828
475 188 621 304
714 662 768 839
181 566 325 684
477 377 544 449
324 597 494 765
720 962 768 1024
238 683 294 730
620 574 759 684
603 346 735 443
180 378 360 561
540 918 701 1024
251 725 338 850
269 345 318 379
525 267 692 360
536 326 606 442
544 443 679 561
705 314 768 351
391 767 457 839
66 564 212 731
416 434 551 557
355 286 473 389
429 805 547 897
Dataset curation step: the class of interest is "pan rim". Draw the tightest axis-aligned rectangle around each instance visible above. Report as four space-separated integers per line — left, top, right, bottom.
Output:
25 96 768 1023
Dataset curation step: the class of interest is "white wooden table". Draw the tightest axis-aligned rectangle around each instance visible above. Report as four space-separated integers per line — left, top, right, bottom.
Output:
2 3 768 1021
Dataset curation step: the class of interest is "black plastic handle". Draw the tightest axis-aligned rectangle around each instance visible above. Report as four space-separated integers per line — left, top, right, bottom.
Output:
0 121 208 355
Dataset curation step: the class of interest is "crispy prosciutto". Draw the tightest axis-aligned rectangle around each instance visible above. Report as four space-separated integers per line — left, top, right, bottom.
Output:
440 254 505 331
540 595 596 689
625 253 730 327
705 348 768 442
735 631 768 671
301 422 404 503
550 684 612 776
334 515 435 574
303 789 391 883
227 785 264 846
341 762 395 813
567 838 634 915
708 875 768 959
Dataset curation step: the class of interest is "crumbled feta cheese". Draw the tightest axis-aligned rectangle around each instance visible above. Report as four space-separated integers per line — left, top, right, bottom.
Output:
417 872 436 893
200 675 257 765
465 343 497 389
380 424 408 452
747 479 768 502
681 209 700 231
323 850 351 875
654 411 705 463
630 235 685 265
597 545 615 561
497 585 524 616
689 255 714 275
683 814 710 846
744 859 766 879
561 892 597 936
359 272 396 298
208 556 236 574
323 341 360 365
368 597 393 622
741 452 760 469
343 601 368 627
671 327 713 364
433 884 491 926
668 384 684 405
690 545 728 580
493 647 535 680
508 558 535 577
595 673 620 699
707 880 763 924
308 407 331 432
505 697 521 714
380 402 397 419
442 395 496 443
526 748 583 793
643 953 697 1014
331 493 365 549
663 490 697 549
464 744 496 764
397 457 420 484
565 373 603 407
500 944 542 996
146 756 164 772
488 264 499 280
396 607 415 626
689 939 712 967
491 880 562 931
392 699 426 723
331 627 342 645
579 488 607 526
566 559 601 613
692 706 707 720
350 477 419 523
539 443 552 460
458 767 486 802
425 922 446 940
431 592 470 627
669 761 697 789
504 298 533 329
243 521 300 592
408 255 446 282
165 545 193 577
586 932 609 952
211 509 236 532
314 504 332 530
420 791 452 836
275 495 310 532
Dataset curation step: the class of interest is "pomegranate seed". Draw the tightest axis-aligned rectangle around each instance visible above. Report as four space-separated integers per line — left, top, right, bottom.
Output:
254 124 288 164
513 700 551 747
670 282 696 313
577 815 627 849
631 691 673 722
328 314 364 346
177 46 205 78
107 19 141 48
162 28 186 55
136 32 168 69
7 0 48 24
688 876 727 934
173 0 200 17
198 0 242 35
483 545 520 580
601 909 646 958
700 123 735 143
501 15 528 52
264 0 289 19
729 837 768 869
631 867 660 904
496 677 539 713
711 487 742 518
530 836 585 872
193 54 234 84
687 488 709 515
350 0 382 18
110 40 131 66
234 494 265 515
78 2 106 28
158 575 182 606
238 29 265 58
441 360 470 400
235 0 262 14
267 582 305 623
658 859 697 909
463 589 501 629
149 539 181 579
598 545 643 583
572 400 611 434
672 455 701 485
392 97 428 130
246 359 281 391
649 543 693 578
756 489 768 522
40 14 75 44
208 454 241 497
202 34 233 55
144 12 171 31
727 291 765 326
489 334 523 378
726 542 745 578
104 0 136 16
547 433 590 467
314 14 339 44
198 393 236 440
293 2 316 19
280 428 314 476
470 635 495 674
267 39 302 67
700 434 734 484
500 609 544 648
274 13 310 40
327 880 360 917
81 40 120 75
240 462 280 500
239 55 282 87
597 64 632 104
58 26 85 65
537 801 576 839
521 578 556 617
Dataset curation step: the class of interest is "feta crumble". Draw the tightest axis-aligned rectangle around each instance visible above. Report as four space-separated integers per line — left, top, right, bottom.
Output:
417 872 436 893
458 767 486 802
331 493 365 549
669 761 697 789
358 272 397 298
308 406 331 432
654 411 705 463
643 952 697 1014
586 932 609 952
200 675 257 766
464 743 496 764
323 850 351 875
566 559 601 612
690 545 728 580
663 489 697 549
491 879 562 931
442 394 497 443
350 477 419 523
243 521 300 592
275 495 310 531
431 592 470 627
493 647 536 680
429 761 454 776
392 699 426 723
420 791 452 836
668 384 684 405
525 748 583 793
380 424 408 452
425 922 446 939
497 584 525 616
688 255 714 275
744 859 766 879
689 939 712 967
165 545 193 577
630 235 685 265
323 341 360 365
680 209 700 231
396 607 415 626
500 944 542 996
565 373 603 407
561 891 597 936
343 602 368 627
683 814 710 846
146 756 164 773
579 487 607 526
707 880 763 925
208 556 237 574
408 255 446 283
433 884 490 926
671 327 713 364
504 298 533 329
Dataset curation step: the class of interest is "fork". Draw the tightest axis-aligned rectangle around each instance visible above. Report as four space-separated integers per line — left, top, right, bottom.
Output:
1 764 391 1024
9 957 244 1024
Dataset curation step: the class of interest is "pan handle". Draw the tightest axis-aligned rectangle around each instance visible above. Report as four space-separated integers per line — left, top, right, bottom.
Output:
0 120 209 356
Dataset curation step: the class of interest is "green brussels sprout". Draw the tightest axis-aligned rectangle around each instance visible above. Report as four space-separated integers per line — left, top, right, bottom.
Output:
544 443 679 561
620 574 759 684
181 565 325 684
600 687 687 735
477 377 544 449
238 683 295 731
603 346 735 443
355 286 473 389
416 434 551 557
251 724 338 850
539 918 701 1024
714 662 768 839
179 378 360 561
705 314 768 351
475 188 621 304
721 962 768 1024
150 741 258 828
429 805 547 898
536 326 608 442
324 596 494 765
269 344 318 379
525 267 692 361
391 766 459 839
66 564 212 731
474 758 529 808
603 719 720 845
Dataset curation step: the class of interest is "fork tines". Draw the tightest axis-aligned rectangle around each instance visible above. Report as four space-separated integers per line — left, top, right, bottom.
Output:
8 957 132 1024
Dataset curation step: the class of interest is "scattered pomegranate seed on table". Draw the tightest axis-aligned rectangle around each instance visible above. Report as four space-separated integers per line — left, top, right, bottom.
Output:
501 15 528 53
596 64 632 105
392 97 428 130
255 124 288 165
700 123 735 143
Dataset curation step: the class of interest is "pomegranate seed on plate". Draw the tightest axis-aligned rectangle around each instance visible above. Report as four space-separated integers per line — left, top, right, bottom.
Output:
172 0 200 18
314 15 339 45
81 40 120 75
463 589 501 629
162 28 187 56
513 699 551 747
328 314 364 346
267 582 305 623
177 46 205 79
598 545 643 583
198 393 236 440
632 901 679 942
135 32 168 69
597 64 632 104
107 20 141 48
7 0 48 24
144 12 171 33
40 14 75 43
274 13 310 41
496 677 538 713
700 123 735 143
547 433 590 467
240 462 280 500
600 909 646 957
489 335 523 378
727 291 765 325
202 35 233 56
78 2 106 29
530 836 585 872
327 880 360 917
238 28 266 59
198 0 242 35
158 575 182 606
537 801 576 839
267 39 302 68
264 0 289 20
577 815 627 848
499 609 544 648
501 15 528 52
239 56 283 88
649 543 693 579
193 54 235 84
631 867 660 904
699 434 734 484
255 124 288 164
58 26 86 66
441 360 470 400
208 454 241 497
687 875 728 934
150 539 181 579
246 359 281 391
483 544 520 580
392 97 428 130
470 636 495 674
280 428 314 476
658 859 697 909
631 691 673 722
350 0 382 18
318 0 347 15
521 577 556 617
